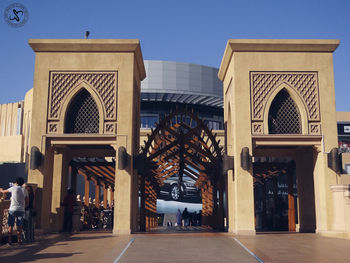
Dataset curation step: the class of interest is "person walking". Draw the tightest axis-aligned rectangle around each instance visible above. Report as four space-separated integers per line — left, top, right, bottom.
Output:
0 177 28 246
182 208 189 229
176 209 182 229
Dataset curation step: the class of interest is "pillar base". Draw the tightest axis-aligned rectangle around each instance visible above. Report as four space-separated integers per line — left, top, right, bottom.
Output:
317 230 350 239
299 227 316 233
231 229 256 235
113 228 131 235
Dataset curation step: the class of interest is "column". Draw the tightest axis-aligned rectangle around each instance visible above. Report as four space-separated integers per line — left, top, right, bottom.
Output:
92 179 100 208
288 169 296 231
107 187 112 208
84 176 90 206
295 147 316 232
217 176 225 231
70 166 78 195
103 184 108 209
140 175 146 231
110 186 114 206
232 153 255 235
113 139 135 235
330 185 349 231
51 148 70 231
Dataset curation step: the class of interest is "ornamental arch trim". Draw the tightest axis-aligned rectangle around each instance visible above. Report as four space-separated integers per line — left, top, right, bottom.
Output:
63 86 103 134
263 83 308 135
250 72 321 135
59 81 105 134
46 71 118 134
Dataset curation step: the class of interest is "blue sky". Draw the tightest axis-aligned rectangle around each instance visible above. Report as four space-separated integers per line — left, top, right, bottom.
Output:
0 0 349 110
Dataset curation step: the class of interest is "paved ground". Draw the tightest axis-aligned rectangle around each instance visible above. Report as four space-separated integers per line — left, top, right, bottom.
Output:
119 233 256 263
0 231 130 263
237 233 350 263
1 230 350 263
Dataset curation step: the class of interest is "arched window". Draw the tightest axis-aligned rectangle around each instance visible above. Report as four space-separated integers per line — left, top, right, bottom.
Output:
268 89 301 134
65 89 99 133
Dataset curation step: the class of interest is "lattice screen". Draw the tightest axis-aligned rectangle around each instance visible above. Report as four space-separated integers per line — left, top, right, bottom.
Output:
65 89 99 133
268 90 301 134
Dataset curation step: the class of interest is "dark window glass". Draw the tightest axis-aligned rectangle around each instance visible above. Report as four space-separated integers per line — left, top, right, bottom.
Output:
141 116 158 129
205 120 222 130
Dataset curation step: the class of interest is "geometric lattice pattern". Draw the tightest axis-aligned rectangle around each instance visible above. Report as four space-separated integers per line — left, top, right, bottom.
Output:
48 71 117 120
65 89 99 133
268 89 301 134
309 123 321 134
250 72 319 121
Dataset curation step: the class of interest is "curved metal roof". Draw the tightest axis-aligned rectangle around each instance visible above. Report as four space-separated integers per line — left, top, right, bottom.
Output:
141 60 223 108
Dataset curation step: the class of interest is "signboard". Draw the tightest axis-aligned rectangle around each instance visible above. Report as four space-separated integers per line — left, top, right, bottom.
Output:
337 124 350 135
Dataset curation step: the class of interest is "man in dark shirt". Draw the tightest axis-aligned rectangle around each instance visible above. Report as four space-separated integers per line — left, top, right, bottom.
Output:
62 189 75 232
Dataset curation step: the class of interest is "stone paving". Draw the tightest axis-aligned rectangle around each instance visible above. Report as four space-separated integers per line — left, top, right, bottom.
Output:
1 230 350 263
0 231 130 263
237 233 350 263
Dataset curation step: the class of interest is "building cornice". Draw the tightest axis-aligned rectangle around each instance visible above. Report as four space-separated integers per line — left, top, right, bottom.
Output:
218 39 340 81
28 39 146 80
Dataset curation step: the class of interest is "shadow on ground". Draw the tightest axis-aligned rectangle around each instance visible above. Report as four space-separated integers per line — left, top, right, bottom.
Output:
0 231 113 263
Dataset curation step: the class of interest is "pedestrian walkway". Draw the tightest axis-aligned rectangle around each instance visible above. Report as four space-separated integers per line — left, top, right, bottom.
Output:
236 233 350 263
142 225 215 234
1 231 350 262
118 233 257 263
0 231 130 263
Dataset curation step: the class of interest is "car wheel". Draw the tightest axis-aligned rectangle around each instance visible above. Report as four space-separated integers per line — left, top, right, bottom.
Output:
170 184 181 201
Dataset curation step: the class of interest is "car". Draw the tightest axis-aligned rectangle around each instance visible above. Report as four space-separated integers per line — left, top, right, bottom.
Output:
159 175 201 201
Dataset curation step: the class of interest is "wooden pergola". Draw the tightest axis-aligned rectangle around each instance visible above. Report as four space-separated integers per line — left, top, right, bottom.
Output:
70 158 115 208
137 108 224 231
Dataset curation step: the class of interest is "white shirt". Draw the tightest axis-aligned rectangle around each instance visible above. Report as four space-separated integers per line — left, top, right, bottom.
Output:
8 185 28 212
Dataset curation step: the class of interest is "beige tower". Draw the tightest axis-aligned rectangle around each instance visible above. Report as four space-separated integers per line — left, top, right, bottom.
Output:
219 39 340 235
27 39 145 234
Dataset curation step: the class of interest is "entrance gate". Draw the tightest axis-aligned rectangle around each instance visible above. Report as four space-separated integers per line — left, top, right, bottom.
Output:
136 108 225 231
27 39 145 234
26 38 342 236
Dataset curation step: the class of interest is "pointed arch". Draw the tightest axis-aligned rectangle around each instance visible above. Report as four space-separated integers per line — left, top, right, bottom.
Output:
263 83 308 134
58 81 105 133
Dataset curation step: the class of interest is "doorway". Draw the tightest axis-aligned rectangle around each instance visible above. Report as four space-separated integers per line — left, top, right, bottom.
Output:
254 160 297 231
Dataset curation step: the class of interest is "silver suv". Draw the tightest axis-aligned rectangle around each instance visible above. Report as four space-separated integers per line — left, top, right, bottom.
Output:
159 175 201 201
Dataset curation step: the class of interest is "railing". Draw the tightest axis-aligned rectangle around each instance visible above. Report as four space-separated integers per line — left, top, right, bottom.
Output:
1 193 113 241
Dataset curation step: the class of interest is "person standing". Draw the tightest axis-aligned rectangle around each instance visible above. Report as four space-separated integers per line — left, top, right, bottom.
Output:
0 177 28 246
182 208 189 229
62 189 75 232
176 209 182 229
24 185 35 242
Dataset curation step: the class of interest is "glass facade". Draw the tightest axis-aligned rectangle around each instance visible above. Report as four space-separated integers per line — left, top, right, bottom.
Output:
140 101 223 130
141 115 158 129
